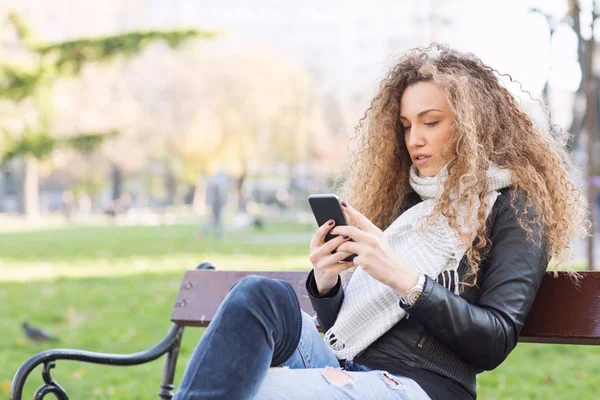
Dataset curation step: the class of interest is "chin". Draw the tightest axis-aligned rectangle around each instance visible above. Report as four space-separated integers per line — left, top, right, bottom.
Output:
417 168 435 177
417 167 441 178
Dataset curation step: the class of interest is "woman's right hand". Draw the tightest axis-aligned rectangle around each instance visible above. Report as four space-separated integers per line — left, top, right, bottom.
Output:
309 220 354 295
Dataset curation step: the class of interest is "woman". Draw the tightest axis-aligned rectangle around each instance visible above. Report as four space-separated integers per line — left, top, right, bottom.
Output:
174 45 586 400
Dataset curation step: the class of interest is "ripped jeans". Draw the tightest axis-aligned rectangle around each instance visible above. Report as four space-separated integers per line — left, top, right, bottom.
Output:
173 275 431 400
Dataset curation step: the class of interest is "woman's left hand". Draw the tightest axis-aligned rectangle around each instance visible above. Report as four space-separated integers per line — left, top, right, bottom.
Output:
332 201 419 296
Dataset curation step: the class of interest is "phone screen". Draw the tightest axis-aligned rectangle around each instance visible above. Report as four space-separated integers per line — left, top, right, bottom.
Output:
308 194 356 261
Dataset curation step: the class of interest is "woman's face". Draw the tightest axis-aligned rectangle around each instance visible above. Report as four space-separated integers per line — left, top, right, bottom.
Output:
400 81 453 177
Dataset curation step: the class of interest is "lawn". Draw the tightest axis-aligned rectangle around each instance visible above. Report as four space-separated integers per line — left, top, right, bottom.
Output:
1 222 598 399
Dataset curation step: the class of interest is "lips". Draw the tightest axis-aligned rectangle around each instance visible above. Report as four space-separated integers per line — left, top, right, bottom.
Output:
413 155 431 165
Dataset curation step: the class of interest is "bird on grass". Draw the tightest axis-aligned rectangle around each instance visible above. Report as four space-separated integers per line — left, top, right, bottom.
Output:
22 321 59 342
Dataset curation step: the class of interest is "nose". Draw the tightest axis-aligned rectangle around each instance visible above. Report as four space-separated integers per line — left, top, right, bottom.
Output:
405 127 426 150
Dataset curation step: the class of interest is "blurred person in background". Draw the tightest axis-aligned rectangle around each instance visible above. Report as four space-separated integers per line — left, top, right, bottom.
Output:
61 190 75 221
199 167 230 241
103 192 133 220
174 45 587 400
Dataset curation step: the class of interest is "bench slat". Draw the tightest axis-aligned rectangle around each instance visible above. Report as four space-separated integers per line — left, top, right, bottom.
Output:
519 271 600 345
170 271 313 327
170 270 600 345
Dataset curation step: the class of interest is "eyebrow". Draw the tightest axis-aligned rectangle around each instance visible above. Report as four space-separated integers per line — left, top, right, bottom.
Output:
399 109 442 120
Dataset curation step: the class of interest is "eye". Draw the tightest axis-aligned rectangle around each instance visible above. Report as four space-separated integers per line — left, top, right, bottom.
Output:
403 125 411 131
424 121 439 127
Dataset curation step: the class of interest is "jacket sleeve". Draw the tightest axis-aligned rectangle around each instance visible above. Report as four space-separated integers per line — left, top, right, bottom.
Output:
401 191 549 370
305 269 345 332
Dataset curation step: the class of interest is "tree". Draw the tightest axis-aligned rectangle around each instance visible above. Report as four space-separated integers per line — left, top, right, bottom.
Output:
179 47 342 212
566 0 598 271
532 1 598 270
0 11 217 220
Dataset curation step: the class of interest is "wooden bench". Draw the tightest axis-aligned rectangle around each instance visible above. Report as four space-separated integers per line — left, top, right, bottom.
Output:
10 266 600 399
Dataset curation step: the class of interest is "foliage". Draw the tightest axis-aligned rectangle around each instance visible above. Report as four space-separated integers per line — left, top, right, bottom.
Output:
1 131 55 163
67 130 120 153
35 30 216 76
167 47 334 187
0 64 44 101
7 10 35 45
0 9 217 217
1 130 120 164
0 10 216 162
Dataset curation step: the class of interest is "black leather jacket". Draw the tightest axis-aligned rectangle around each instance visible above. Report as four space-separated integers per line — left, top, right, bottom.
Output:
306 188 549 399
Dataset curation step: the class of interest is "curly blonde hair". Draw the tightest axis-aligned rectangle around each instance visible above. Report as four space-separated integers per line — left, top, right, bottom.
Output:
340 44 588 285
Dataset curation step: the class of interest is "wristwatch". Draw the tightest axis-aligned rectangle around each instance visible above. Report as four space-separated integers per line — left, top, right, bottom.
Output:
402 273 426 307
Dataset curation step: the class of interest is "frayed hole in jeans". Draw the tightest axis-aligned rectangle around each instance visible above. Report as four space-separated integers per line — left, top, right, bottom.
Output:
381 371 403 390
322 367 353 386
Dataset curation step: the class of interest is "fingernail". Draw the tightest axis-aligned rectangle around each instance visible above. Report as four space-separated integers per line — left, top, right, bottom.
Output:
343 235 349 240
328 219 334 225
341 201 348 207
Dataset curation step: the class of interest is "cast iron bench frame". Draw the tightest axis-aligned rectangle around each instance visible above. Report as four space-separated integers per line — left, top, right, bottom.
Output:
10 263 600 399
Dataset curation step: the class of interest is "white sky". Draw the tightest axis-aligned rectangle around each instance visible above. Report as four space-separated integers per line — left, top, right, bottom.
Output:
443 0 589 128
2 0 589 124
457 0 578 93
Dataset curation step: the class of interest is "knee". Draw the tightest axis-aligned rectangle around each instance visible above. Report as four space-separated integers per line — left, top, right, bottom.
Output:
228 275 292 306
231 275 277 293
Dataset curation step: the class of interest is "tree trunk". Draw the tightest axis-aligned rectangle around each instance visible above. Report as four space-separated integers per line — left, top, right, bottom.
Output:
0 168 5 213
288 162 297 192
541 80 550 109
584 37 596 271
111 164 123 201
23 156 40 222
236 173 247 213
568 1 587 151
165 169 177 206
192 174 206 214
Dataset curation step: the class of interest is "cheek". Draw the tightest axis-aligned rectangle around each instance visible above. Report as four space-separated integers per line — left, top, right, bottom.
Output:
433 126 452 152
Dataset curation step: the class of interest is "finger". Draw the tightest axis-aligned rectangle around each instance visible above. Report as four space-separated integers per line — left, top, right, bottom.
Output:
323 249 355 265
311 235 348 261
310 219 335 250
329 225 371 243
319 234 351 256
320 253 355 273
341 201 382 234
336 241 362 255
331 261 355 274
310 235 349 265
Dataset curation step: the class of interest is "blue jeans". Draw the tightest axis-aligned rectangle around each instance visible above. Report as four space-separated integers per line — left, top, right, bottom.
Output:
174 275 431 400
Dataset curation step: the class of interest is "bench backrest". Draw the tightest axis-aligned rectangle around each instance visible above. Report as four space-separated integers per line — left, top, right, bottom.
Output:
170 270 600 345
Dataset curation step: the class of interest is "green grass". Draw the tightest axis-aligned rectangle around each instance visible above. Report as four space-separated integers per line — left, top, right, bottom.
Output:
1 273 200 400
0 222 313 262
1 222 599 399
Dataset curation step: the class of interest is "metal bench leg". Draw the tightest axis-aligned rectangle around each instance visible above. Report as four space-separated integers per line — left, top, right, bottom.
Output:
158 325 185 400
11 324 184 400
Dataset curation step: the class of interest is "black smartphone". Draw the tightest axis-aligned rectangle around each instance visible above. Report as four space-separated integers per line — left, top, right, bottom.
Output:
308 194 357 262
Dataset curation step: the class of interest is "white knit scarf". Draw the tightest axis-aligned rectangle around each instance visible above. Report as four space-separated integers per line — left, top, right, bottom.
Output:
324 163 512 360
